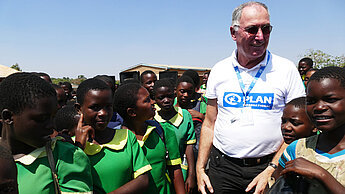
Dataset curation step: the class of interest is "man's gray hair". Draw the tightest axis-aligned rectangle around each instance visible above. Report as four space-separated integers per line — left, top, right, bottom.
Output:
232 1 270 27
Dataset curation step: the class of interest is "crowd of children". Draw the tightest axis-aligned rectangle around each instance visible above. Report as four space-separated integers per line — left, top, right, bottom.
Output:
0 62 344 193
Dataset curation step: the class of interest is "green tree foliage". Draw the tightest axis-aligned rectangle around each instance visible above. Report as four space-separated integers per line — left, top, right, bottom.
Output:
11 63 22 71
51 75 87 85
302 49 345 69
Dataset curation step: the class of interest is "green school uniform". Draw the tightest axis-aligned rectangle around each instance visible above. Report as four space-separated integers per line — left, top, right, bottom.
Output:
155 106 196 179
15 138 93 194
84 128 152 194
137 124 181 194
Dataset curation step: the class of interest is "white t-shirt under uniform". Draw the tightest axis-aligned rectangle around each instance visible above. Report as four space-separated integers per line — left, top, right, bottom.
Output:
206 50 305 158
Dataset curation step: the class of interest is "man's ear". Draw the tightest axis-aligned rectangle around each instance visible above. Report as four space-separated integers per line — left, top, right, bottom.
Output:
127 108 136 118
1 109 14 125
74 103 82 114
230 26 237 41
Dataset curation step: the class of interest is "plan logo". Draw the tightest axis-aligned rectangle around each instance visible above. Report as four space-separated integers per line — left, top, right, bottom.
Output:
223 92 274 110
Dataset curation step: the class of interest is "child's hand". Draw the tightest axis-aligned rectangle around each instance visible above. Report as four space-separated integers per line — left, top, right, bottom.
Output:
74 113 95 150
188 109 204 120
185 175 196 193
281 157 324 180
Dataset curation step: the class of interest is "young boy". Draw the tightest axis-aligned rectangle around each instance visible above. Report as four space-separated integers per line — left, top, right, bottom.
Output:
281 97 317 144
276 67 345 193
114 83 186 194
0 73 93 194
298 57 313 79
54 105 80 143
153 79 196 193
140 70 157 100
74 78 151 194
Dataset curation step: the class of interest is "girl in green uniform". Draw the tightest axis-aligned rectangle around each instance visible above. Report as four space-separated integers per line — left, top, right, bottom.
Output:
153 78 197 193
0 73 93 194
74 78 151 194
114 83 186 194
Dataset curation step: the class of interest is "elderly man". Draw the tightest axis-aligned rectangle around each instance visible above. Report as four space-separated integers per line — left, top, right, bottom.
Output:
196 2 305 194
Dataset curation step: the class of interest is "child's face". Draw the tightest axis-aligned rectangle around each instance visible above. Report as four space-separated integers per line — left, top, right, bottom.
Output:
176 82 194 107
141 73 157 96
281 104 315 144
306 78 345 132
134 87 155 121
303 70 316 87
298 61 311 76
55 88 67 110
80 89 113 131
12 96 57 148
155 86 175 111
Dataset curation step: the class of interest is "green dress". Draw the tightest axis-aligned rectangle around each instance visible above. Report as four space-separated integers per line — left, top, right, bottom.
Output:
84 128 152 194
15 138 93 194
155 106 196 179
137 124 181 194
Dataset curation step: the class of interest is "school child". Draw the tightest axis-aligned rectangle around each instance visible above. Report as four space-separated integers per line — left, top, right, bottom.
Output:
94 75 124 129
0 72 93 194
303 68 318 87
140 70 157 100
52 84 68 110
113 83 186 194
74 78 151 194
281 97 317 144
0 142 18 194
153 78 196 193
276 67 345 193
54 105 80 143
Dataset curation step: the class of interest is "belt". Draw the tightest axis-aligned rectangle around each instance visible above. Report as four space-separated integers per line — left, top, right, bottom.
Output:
213 146 275 167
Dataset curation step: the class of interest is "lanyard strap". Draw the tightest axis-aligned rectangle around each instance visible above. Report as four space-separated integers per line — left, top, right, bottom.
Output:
233 51 270 106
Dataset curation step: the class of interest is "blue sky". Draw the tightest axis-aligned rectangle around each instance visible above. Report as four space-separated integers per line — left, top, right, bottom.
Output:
0 0 344 78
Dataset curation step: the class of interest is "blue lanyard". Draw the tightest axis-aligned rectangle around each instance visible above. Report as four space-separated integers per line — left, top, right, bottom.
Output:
233 51 270 106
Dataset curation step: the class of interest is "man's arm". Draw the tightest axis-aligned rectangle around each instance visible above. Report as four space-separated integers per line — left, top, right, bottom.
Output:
246 142 288 194
196 99 218 194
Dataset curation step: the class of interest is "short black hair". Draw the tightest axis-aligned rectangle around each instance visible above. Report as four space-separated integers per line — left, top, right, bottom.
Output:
54 105 79 132
94 75 115 94
76 78 111 105
177 75 195 89
59 81 73 91
140 70 156 83
309 66 345 89
153 78 175 93
0 73 56 114
286 97 307 109
182 70 200 88
299 57 313 68
113 83 142 119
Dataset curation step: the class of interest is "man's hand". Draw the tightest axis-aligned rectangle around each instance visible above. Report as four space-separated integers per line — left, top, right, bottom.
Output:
197 168 214 194
246 166 275 194
74 113 95 150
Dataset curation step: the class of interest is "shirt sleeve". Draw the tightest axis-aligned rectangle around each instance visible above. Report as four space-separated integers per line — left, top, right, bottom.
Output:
184 111 196 145
55 141 93 193
279 140 298 168
127 130 152 178
163 125 182 166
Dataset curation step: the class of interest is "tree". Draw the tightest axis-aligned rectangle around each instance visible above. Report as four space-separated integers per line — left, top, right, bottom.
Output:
302 49 345 69
11 63 22 71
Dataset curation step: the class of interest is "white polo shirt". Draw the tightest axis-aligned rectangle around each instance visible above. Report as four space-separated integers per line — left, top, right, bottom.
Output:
206 50 305 158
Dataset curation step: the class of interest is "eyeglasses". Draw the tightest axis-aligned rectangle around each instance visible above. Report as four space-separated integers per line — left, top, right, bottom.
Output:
234 24 272 35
